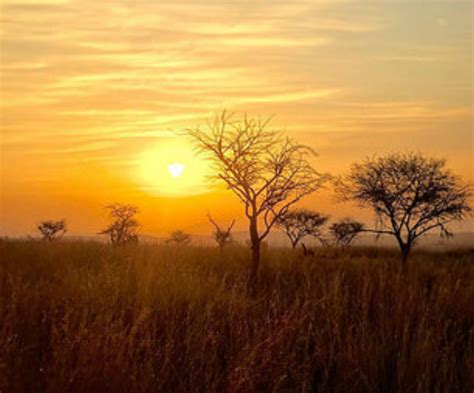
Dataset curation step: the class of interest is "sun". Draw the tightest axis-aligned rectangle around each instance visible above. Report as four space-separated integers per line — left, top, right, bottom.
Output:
168 162 185 178
136 138 212 196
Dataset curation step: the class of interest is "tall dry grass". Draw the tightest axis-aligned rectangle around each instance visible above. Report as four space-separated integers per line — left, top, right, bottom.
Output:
1 240 473 392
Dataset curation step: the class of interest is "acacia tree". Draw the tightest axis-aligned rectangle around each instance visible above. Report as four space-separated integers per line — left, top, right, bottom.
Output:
208 213 235 253
187 111 327 287
99 203 140 245
38 219 67 241
276 209 328 250
330 218 364 247
166 230 192 246
338 153 471 265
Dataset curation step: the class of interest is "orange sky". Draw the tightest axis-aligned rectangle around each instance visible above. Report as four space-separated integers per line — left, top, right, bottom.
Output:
1 0 473 236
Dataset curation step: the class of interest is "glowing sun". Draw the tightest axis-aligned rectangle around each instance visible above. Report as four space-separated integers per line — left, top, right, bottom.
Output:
136 138 212 196
168 163 185 178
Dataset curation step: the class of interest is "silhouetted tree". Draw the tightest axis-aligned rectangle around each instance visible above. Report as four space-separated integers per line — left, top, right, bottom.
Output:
38 219 67 241
338 153 471 265
187 111 327 289
208 213 235 253
276 209 328 250
330 218 364 247
99 203 140 245
166 230 192 246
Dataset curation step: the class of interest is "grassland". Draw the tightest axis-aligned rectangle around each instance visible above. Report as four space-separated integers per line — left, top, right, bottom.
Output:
1 240 473 392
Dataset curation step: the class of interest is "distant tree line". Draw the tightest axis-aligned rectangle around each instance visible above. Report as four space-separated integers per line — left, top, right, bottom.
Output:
37 111 471 290
186 111 471 286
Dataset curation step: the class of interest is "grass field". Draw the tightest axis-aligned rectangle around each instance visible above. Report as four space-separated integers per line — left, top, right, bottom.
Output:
1 240 473 392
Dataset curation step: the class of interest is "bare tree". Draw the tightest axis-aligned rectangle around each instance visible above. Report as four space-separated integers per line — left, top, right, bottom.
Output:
208 213 235 253
338 153 471 265
166 230 192 246
38 219 67 241
99 203 140 245
276 209 328 250
186 111 327 288
330 218 364 247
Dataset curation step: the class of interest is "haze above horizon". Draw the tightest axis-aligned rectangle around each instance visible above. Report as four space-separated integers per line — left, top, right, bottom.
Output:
1 0 472 235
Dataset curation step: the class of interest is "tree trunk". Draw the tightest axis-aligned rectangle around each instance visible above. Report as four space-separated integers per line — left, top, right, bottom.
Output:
401 248 409 266
248 217 260 292
291 239 298 250
399 242 411 269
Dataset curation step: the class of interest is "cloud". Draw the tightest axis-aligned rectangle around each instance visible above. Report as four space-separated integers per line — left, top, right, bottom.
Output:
1 0 471 186
1 0 70 4
235 89 339 104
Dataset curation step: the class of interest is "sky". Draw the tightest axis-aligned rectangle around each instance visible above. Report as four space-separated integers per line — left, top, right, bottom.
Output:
0 0 473 237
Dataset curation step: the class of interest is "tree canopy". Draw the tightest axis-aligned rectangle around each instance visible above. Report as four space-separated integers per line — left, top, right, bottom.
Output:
338 153 471 263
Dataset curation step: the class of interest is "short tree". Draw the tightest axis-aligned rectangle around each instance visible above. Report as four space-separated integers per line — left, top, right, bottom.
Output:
276 209 328 250
187 111 327 288
338 153 471 265
166 230 192 246
99 203 140 245
38 219 67 241
208 213 235 252
330 218 364 247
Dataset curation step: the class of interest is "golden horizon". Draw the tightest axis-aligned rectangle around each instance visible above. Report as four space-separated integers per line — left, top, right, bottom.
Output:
0 1 472 235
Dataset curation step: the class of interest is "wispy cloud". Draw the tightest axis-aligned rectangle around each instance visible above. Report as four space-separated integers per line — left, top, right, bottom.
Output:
1 0 471 191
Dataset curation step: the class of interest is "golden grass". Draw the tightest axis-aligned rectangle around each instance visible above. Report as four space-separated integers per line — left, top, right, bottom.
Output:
1 241 473 392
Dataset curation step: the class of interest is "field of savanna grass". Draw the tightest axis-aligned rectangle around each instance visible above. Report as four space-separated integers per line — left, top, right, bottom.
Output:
1 240 473 392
